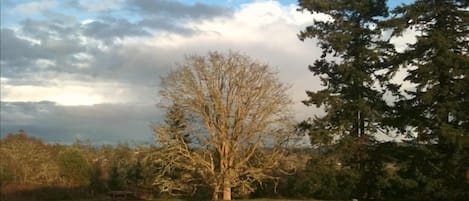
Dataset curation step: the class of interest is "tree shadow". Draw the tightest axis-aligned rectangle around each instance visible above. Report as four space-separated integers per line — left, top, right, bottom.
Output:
0 184 102 201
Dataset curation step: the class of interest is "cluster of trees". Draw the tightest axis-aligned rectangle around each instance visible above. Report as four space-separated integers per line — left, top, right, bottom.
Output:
1 0 467 201
146 0 469 199
0 130 157 200
0 129 297 201
294 0 469 200
152 0 469 199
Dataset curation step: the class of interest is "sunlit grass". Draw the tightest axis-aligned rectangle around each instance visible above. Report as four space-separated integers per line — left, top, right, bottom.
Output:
65 199 332 201
236 199 326 201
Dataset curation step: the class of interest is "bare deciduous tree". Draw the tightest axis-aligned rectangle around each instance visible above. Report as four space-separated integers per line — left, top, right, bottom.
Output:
154 51 295 200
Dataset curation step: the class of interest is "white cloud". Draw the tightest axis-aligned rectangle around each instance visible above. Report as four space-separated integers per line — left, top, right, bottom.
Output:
72 52 93 68
35 59 56 68
0 79 149 106
13 0 56 15
77 0 124 12
1 77 9 83
3 0 324 118
390 28 418 53
149 1 322 47
142 0 324 120
1 84 102 106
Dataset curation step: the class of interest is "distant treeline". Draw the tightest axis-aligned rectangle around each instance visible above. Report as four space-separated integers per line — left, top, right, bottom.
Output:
1 130 468 201
0 130 157 200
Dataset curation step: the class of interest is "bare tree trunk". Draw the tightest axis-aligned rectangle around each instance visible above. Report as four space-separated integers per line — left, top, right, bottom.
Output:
212 189 219 201
223 180 231 200
220 141 231 200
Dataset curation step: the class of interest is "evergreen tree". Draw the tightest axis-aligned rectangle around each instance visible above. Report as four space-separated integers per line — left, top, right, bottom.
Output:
155 103 192 145
127 159 144 186
89 163 106 195
298 0 392 147
298 0 393 199
390 0 469 143
152 103 196 197
108 164 125 191
387 1 469 200
57 148 90 187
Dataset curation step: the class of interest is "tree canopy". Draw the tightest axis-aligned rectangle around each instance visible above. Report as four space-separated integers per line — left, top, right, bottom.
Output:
155 51 295 200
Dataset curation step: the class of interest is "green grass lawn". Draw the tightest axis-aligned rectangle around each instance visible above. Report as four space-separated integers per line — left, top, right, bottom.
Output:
143 199 326 201
154 199 330 201
64 199 331 201
236 199 329 201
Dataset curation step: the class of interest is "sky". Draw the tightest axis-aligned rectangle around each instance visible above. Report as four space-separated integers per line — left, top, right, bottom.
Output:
0 0 414 145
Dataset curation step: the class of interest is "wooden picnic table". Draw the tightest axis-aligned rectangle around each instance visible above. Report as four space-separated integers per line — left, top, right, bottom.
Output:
108 190 133 200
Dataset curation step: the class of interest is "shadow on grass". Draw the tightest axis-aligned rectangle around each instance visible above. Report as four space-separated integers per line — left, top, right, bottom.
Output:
1 184 335 201
0 184 105 201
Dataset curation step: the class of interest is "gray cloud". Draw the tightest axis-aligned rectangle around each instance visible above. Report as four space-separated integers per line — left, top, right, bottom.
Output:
1 0 14 7
138 17 196 36
67 0 232 20
1 25 175 96
0 28 51 80
82 44 181 86
0 29 44 62
20 16 81 41
0 101 161 144
1 7 227 86
67 0 233 39
83 17 152 41
66 0 124 12
0 0 327 145
0 28 83 66
1 25 88 84
127 0 232 20
1 16 160 86
1 0 234 86
1 15 87 79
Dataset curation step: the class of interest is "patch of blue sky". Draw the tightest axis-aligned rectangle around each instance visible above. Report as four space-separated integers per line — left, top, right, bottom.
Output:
1 0 136 28
0 1 73 28
61 1 144 23
178 0 297 8
64 5 142 24
180 0 414 9
1 0 416 29
1 1 32 28
388 0 414 8
51 5 96 23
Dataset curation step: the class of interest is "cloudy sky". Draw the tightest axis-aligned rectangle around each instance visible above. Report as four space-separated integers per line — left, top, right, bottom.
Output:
0 0 413 144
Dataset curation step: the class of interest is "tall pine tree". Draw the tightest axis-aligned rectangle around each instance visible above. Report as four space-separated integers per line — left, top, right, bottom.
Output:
390 0 469 143
155 103 192 145
298 0 392 144
298 2 394 198
388 1 469 200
